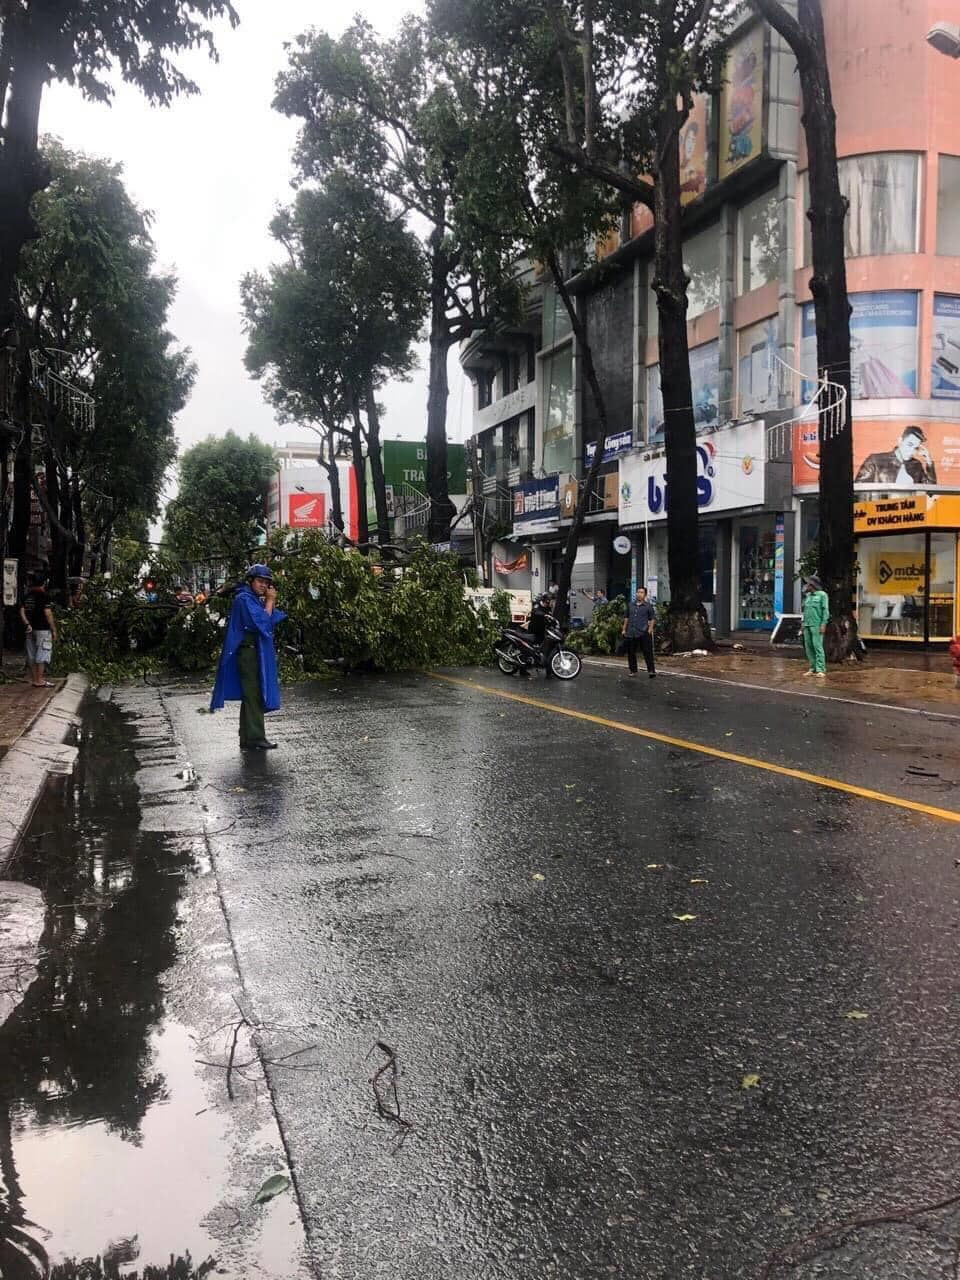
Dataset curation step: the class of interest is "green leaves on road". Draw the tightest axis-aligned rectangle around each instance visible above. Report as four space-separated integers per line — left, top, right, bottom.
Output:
253 1173 291 1206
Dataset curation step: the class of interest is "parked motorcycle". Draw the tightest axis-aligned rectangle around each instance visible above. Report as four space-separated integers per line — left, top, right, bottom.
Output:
494 615 582 680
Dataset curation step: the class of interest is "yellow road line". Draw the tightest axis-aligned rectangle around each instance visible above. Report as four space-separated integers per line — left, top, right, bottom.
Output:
426 672 960 826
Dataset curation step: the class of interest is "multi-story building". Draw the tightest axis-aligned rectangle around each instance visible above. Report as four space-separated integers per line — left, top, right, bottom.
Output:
460 0 960 644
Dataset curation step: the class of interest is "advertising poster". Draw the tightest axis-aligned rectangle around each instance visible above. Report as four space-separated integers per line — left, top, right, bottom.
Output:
680 94 710 205
690 340 721 431
793 420 960 491
738 317 779 415
512 475 560 535
932 294 960 399
719 25 765 180
646 341 720 443
801 291 918 401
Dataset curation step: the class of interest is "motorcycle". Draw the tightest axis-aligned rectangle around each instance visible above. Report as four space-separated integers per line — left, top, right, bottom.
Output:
494 614 582 681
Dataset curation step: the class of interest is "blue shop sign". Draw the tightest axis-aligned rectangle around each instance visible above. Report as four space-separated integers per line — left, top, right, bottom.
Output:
585 430 634 466
512 475 560 533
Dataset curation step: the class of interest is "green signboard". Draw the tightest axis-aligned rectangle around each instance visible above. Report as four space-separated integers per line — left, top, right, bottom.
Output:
367 440 467 516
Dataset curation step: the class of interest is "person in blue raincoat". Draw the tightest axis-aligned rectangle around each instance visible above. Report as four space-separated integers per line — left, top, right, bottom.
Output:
210 564 287 750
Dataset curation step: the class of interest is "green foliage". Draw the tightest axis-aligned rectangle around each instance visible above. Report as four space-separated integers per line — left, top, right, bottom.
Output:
565 597 628 655
164 431 276 571
50 540 500 682
18 140 194 554
242 173 427 432
272 534 499 671
49 1251 216 1279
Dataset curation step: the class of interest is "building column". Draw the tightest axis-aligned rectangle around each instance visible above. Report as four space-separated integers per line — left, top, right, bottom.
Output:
718 204 736 420
777 159 798 402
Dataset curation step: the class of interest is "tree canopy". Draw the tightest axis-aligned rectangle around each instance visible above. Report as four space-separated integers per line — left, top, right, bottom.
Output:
164 431 276 569
14 140 193 583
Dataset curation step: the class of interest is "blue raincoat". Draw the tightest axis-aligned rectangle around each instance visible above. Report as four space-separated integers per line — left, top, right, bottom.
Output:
210 585 287 712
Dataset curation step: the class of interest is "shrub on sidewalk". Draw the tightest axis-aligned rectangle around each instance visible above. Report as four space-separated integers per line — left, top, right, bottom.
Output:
566 597 628 655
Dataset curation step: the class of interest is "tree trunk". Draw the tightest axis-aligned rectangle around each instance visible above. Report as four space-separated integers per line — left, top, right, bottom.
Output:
349 391 369 549
426 255 456 544
652 92 711 652
798 0 854 658
363 372 391 546
750 0 855 661
544 251 610 627
69 473 85 577
0 13 50 340
323 426 344 534
44 450 67 596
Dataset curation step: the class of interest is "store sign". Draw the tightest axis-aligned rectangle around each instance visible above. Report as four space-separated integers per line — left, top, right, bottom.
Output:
854 496 927 532
512 475 560 535
864 551 926 595
773 513 785 616
794 420 960 492
618 420 765 526
288 492 326 528
584 431 633 466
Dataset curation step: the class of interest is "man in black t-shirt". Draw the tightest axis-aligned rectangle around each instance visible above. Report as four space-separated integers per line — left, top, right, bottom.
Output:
19 571 58 687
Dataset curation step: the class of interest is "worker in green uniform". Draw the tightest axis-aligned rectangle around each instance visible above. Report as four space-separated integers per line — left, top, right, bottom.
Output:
801 574 829 678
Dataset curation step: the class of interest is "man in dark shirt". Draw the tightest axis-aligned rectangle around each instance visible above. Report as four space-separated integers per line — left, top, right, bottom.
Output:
19 571 58 687
622 587 656 678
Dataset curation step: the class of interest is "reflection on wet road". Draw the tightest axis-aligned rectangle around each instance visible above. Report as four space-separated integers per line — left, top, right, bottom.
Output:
156 666 960 1279
0 695 307 1279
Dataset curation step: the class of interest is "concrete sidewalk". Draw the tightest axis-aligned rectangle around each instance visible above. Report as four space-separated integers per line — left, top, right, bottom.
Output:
588 648 960 715
0 671 64 758
0 674 87 872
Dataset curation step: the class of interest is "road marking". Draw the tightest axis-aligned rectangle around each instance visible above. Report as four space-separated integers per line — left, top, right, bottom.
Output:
426 672 960 826
584 658 960 723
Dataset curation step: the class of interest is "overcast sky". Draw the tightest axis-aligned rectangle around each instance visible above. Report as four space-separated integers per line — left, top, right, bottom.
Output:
40 0 471 469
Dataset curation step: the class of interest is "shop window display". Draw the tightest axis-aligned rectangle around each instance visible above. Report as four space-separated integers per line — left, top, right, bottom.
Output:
737 522 776 628
929 534 956 640
857 533 926 639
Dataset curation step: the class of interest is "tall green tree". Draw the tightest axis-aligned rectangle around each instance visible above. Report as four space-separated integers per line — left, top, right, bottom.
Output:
12 141 193 590
437 0 727 647
241 171 427 546
0 0 238 343
164 431 276 571
273 16 518 543
749 0 855 657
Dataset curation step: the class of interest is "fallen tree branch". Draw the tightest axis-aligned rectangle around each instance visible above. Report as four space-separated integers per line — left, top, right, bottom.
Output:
762 1189 960 1277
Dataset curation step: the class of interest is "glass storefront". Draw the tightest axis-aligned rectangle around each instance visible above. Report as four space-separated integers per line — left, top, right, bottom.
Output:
736 516 778 629
857 531 958 642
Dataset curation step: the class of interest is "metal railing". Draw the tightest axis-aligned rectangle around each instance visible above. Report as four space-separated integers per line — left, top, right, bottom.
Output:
31 348 95 433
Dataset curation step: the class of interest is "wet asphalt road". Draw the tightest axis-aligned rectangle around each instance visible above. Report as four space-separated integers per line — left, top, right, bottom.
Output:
146 662 960 1280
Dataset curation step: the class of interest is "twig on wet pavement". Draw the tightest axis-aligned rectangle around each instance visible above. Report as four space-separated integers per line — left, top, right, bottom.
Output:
762 1189 960 1277
369 1040 414 1147
226 1013 249 1101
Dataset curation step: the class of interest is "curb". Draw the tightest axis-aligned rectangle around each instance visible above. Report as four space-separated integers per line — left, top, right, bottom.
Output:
0 673 89 875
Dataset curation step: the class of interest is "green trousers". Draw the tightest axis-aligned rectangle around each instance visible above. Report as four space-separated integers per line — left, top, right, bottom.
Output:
236 640 265 745
803 625 826 674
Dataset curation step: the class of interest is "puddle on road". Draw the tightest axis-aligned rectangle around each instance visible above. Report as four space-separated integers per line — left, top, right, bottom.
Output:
0 698 305 1278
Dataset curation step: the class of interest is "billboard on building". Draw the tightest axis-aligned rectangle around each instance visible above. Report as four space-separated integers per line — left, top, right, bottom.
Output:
932 295 960 399
288 492 326 528
793 420 960 491
512 475 560 535
680 93 711 204
719 25 765 180
646 340 720 442
801 291 919 401
376 441 466 493
619 420 765 526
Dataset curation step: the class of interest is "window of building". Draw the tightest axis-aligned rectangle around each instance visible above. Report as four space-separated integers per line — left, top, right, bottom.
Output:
542 343 575 474
542 283 573 348
477 370 494 410
684 226 721 318
937 156 960 256
737 318 779 414
737 190 780 294
480 428 499 478
801 153 920 263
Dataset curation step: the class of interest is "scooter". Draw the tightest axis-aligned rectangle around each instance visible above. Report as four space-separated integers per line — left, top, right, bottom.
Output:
494 614 582 680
